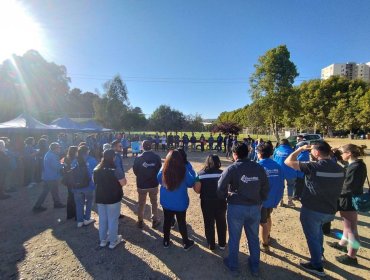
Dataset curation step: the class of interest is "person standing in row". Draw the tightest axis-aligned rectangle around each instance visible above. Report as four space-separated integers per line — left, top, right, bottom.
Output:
190 133 197 152
0 140 11 200
133 140 162 229
33 143 65 212
73 145 97 228
328 144 367 266
161 135 167 151
182 133 189 151
158 150 196 250
200 134 206 152
174 133 180 149
194 154 226 251
285 141 344 277
93 149 127 249
273 139 297 207
256 144 284 253
218 143 269 277
216 133 223 152
61 146 78 220
154 133 160 151
208 134 214 150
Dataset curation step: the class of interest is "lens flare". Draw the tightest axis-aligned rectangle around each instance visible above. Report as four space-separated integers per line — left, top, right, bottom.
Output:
0 0 46 62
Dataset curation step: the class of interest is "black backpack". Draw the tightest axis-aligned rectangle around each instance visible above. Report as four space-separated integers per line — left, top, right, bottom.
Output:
65 163 91 189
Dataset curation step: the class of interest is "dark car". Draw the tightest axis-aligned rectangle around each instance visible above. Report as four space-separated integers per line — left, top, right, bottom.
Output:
287 134 323 147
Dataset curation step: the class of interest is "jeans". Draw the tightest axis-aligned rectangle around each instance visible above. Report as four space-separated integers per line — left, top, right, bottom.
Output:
74 190 94 223
34 180 62 208
226 204 261 273
300 207 335 269
97 202 121 243
137 187 159 222
201 199 227 247
286 178 296 197
163 208 189 244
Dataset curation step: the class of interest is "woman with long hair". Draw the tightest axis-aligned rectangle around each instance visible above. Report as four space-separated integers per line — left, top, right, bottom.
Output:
73 145 97 228
328 144 367 266
62 146 78 220
158 150 196 250
194 154 226 251
93 149 127 249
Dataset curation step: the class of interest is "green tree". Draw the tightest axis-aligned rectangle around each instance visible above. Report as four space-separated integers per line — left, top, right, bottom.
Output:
0 50 70 122
185 114 204 132
149 105 186 135
249 45 298 141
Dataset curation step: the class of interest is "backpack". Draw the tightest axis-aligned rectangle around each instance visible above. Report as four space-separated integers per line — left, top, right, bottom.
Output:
65 163 91 189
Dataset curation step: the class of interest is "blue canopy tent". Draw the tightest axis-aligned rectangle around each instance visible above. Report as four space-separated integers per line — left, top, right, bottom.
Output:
78 120 113 132
0 113 64 132
50 117 82 131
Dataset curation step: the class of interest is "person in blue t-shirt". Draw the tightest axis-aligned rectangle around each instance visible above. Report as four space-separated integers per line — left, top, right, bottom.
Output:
158 150 196 251
273 139 297 207
257 144 284 253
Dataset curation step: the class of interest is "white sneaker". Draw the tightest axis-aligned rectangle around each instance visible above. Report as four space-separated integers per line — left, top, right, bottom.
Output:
100 240 108 247
109 235 123 249
77 222 84 228
83 219 95 226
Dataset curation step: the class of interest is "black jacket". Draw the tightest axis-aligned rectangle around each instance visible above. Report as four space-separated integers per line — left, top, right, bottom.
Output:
94 167 123 204
342 159 367 195
217 158 269 206
133 151 162 189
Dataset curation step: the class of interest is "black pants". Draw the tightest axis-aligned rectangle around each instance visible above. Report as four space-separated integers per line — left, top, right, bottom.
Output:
163 209 189 244
294 177 304 199
66 187 76 220
201 199 227 247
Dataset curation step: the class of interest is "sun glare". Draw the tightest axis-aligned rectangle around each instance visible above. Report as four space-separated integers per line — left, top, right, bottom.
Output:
0 0 45 62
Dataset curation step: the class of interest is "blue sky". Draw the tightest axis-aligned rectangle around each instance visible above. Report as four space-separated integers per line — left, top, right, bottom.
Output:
14 0 370 118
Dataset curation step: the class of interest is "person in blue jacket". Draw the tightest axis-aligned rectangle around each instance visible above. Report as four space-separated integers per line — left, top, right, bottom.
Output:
257 144 284 253
158 150 196 251
293 135 310 200
33 143 65 212
73 145 98 228
273 139 297 207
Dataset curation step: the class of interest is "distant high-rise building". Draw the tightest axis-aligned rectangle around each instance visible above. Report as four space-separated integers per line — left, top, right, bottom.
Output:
321 62 370 82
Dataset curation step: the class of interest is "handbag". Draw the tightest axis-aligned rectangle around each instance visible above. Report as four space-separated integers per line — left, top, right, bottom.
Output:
352 176 370 212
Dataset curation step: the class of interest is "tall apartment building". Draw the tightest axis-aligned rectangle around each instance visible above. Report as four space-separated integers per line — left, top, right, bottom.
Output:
321 62 370 82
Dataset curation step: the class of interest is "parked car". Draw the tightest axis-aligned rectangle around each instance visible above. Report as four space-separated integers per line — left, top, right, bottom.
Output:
287 133 323 147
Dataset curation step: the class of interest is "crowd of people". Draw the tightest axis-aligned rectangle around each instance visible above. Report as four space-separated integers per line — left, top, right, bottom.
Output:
0 132 368 278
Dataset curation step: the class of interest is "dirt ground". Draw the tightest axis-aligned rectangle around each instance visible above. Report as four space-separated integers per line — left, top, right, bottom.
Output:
0 139 369 280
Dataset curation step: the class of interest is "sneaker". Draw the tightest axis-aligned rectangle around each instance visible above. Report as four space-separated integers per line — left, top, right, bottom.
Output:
99 240 108 247
152 220 161 229
163 240 170 249
260 243 270 253
109 235 123 249
83 219 95 226
77 222 84 228
335 254 358 266
300 262 326 277
54 203 66 209
171 218 176 229
326 241 348 253
32 206 47 213
183 239 195 251
137 220 144 229
287 200 295 207
223 258 240 277
219 245 226 250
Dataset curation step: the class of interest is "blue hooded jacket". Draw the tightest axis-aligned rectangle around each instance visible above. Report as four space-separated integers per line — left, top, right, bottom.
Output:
258 158 285 208
273 144 297 179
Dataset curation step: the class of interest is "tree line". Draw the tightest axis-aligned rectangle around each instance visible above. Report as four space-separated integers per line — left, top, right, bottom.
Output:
0 50 205 133
216 45 370 140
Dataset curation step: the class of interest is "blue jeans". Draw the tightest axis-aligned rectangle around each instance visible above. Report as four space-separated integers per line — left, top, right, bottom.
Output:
97 202 121 243
286 178 296 197
226 204 261 273
74 190 94 223
300 207 334 269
